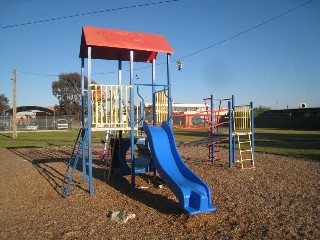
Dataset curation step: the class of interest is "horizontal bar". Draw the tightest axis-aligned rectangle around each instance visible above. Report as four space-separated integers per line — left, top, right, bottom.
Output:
134 83 168 87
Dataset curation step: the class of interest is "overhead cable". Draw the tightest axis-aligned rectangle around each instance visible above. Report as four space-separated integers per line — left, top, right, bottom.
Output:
1 0 179 29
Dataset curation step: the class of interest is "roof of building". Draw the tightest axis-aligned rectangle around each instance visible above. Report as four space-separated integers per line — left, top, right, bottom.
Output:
263 107 320 115
79 26 174 62
5 106 54 115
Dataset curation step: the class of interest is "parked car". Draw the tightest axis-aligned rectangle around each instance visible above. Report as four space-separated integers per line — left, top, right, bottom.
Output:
56 119 68 130
26 122 38 131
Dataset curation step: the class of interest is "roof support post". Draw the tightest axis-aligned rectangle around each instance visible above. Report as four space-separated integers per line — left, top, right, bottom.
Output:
152 59 156 126
81 58 87 184
118 59 122 123
87 47 93 195
129 50 136 190
81 58 85 127
118 59 122 85
166 54 172 125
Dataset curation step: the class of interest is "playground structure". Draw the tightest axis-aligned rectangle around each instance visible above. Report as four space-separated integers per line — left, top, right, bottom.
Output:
206 95 254 169
181 95 254 169
61 26 217 214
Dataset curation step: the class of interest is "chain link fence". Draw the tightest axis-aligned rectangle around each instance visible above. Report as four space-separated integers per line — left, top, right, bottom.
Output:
0 115 82 131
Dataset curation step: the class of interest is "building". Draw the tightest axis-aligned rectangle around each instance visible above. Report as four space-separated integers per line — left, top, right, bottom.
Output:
255 107 320 130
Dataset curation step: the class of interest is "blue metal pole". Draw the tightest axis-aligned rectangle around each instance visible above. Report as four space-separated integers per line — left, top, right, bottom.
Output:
167 54 172 125
81 58 85 127
81 58 86 184
210 94 215 164
251 102 254 159
118 59 122 124
232 95 236 164
228 100 232 168
152 59 156 126
130 50 135 190
87 47 93 195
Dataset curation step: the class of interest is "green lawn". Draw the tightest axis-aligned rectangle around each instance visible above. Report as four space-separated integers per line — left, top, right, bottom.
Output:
1 128 319 160
173 128 320 160
253 129 320 160
0 130 107 148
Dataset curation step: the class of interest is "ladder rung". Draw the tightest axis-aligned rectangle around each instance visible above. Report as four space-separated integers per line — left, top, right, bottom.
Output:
241 158 253 161
236 132 251 136
239 141 251 144
240 149 252 153
242 166 255 169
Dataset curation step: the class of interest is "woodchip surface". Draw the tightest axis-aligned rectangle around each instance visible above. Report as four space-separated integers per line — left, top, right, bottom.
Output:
0 145 319 239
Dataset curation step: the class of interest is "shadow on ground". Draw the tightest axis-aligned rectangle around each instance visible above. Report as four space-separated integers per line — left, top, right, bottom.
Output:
8 146 182 215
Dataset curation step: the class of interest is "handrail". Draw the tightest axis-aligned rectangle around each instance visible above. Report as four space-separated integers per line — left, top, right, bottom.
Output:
136 85 145 124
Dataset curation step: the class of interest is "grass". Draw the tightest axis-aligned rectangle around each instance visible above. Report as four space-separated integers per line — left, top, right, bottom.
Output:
253 129 320 160
173 128 320 160
0 130 107 148
1 128 320 160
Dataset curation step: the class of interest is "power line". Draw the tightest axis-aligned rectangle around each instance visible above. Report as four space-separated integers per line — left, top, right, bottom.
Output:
1 0 179 29
18 71 58 77
178 0 317 60
17 0 316 77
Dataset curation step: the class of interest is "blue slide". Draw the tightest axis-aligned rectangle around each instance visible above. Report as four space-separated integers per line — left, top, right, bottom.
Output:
143 121 217 214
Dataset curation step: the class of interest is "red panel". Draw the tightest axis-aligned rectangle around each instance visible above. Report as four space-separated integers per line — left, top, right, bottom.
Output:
79 26 173 62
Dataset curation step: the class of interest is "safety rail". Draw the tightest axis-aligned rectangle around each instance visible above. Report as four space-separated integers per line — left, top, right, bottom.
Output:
91 84 133 129
233 105 252 132
155 89 168 124
134 83 170 125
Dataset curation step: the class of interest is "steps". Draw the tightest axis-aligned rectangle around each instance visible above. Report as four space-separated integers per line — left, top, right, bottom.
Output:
236 132 254 169
101 131 113 162
233 104 254 169
104 137 115 180
61 127 87 197
207 143 220 162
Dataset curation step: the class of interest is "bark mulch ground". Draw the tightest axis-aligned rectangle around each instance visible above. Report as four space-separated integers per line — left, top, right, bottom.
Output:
0 145 319 239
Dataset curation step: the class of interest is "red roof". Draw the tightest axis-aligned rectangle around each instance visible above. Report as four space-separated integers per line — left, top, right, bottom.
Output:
79 26 174 62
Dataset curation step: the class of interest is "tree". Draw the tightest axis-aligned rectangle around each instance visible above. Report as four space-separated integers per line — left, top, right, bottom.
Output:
254 105 271 118
0 93 10 112
52 72 94 116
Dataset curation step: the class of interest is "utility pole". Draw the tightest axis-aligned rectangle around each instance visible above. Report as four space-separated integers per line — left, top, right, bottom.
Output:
12 68 17 139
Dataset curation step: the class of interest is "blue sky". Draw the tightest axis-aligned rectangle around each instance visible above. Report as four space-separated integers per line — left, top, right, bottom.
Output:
1 0 319 109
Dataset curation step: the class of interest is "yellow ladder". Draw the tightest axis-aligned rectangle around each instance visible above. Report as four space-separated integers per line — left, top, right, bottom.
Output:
233 105 255 169
236 132 254 169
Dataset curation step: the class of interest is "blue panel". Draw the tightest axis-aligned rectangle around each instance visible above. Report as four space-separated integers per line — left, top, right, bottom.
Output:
143 121 217 214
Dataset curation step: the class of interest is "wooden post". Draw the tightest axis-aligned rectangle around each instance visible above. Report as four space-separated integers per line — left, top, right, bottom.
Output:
12 68 17 139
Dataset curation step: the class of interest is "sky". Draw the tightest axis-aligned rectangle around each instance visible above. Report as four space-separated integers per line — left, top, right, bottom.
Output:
1 0 319 110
